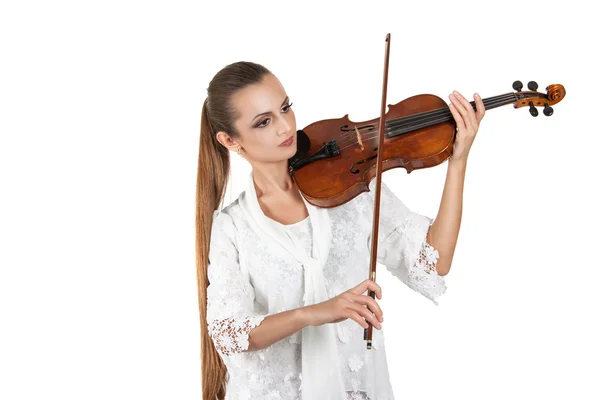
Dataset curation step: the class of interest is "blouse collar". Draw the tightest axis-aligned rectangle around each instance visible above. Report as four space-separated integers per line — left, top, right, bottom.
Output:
238 170 332 266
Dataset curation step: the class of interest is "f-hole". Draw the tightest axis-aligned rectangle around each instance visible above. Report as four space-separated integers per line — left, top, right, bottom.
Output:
350 147 378 174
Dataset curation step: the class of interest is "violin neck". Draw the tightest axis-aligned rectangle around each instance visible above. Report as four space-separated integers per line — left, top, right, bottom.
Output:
386 92 518 137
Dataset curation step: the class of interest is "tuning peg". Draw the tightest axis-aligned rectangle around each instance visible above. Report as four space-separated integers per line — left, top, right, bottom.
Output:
529 101 538 117
512 80 523 91
543 103 554 116
528 81 538 91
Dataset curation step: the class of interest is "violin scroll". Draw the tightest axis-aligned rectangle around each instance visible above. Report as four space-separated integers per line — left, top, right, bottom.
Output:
513 81 565 117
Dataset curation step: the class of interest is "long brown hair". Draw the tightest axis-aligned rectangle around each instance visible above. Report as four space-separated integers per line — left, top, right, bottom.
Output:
196 61 271 400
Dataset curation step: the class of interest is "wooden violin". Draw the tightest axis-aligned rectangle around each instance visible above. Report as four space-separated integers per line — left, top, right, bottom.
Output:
288 80 566 208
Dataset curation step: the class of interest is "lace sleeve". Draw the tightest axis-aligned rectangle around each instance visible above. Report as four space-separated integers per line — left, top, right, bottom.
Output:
206 210 267 356
404 226 447 305
365 181 447 305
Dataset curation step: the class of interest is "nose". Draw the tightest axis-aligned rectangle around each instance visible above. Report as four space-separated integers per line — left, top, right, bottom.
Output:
276 115 292 136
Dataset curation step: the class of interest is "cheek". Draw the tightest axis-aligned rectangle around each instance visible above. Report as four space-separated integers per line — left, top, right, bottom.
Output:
255 131 277 147
243 129 277 152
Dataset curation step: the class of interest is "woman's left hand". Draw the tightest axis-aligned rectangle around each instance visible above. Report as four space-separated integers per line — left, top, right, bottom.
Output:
448 90 485 163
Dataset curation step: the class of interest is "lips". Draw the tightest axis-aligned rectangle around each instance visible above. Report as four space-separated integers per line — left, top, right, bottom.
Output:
279 136 294 147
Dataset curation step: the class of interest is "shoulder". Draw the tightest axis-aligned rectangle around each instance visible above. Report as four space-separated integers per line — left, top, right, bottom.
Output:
211 196 252 243
209 205 241 262
212 199 241 231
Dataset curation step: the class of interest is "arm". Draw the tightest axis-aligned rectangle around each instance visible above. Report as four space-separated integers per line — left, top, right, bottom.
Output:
246 307 311 352
363 180 447 305
426 158 467 277
429 89 486 276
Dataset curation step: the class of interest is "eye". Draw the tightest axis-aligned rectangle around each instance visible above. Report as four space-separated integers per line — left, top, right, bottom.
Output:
256 118 270 128
282 102 293 113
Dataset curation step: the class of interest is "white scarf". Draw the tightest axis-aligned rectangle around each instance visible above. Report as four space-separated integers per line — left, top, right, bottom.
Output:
238 171 346 400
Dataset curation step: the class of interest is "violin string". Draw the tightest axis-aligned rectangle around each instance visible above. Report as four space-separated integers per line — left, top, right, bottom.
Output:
336 106 485 152
387 93 516 129
335 93 515 148
335 93 515 143
341 93 514 141
334 94 517 150
341 93 516 144
336 98 510 150
336 94 516 150
335 93 517 147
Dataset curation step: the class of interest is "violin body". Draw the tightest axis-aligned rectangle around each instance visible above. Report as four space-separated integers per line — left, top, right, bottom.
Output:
291 94 456 208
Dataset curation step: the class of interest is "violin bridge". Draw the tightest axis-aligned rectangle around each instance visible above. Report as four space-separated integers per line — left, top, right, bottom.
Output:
354 126 364 150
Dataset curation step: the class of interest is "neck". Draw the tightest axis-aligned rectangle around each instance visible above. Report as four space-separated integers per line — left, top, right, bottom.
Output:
250 160 294 196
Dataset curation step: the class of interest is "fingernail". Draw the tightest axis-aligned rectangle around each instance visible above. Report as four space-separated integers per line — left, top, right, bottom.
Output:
475 93 480 98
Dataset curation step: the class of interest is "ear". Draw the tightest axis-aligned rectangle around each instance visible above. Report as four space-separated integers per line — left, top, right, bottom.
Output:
215 131 241 152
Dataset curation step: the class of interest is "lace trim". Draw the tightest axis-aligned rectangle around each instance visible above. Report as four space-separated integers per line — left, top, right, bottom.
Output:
346 390 372 400
407 240 447 305
418 240 439 274
207 316 266 355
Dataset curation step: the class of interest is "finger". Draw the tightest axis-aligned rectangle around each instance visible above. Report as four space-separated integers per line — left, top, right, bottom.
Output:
366 280 382 300
351 279 382 300
347 302 382 329
449 92 468 119
454 91 477 130
349 293 383 321
448 102 466 132
474 93 485 123
347 310 370 329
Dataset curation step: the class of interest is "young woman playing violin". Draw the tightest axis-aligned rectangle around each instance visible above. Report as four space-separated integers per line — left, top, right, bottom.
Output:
196 61 485 400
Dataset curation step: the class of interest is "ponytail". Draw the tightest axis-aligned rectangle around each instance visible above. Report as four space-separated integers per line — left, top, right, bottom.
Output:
196 98 230 400
196 61 271 399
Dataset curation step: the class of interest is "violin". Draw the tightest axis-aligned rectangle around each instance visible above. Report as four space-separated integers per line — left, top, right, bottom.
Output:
288 79 566 208
287 34 565 350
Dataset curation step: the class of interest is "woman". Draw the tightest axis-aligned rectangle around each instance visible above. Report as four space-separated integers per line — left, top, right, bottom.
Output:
196 61 485 400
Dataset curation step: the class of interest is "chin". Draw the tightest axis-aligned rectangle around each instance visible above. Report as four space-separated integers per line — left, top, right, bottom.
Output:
282 144 297 158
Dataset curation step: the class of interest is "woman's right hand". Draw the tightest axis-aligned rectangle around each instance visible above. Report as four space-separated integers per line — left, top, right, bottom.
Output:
304 279 384 329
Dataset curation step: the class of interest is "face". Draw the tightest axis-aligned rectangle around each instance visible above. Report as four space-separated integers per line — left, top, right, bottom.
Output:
216 73 297 164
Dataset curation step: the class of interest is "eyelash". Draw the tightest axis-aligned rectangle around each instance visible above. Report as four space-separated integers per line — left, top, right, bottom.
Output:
255 102 293 128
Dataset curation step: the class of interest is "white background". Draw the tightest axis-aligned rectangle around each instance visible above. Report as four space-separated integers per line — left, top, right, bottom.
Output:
1 0 598 399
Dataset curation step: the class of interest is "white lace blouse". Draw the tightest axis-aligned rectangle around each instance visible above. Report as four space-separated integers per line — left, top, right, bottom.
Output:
206 174 447 400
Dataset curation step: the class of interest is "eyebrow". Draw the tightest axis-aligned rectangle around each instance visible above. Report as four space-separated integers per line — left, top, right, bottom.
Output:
250 96 289 124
